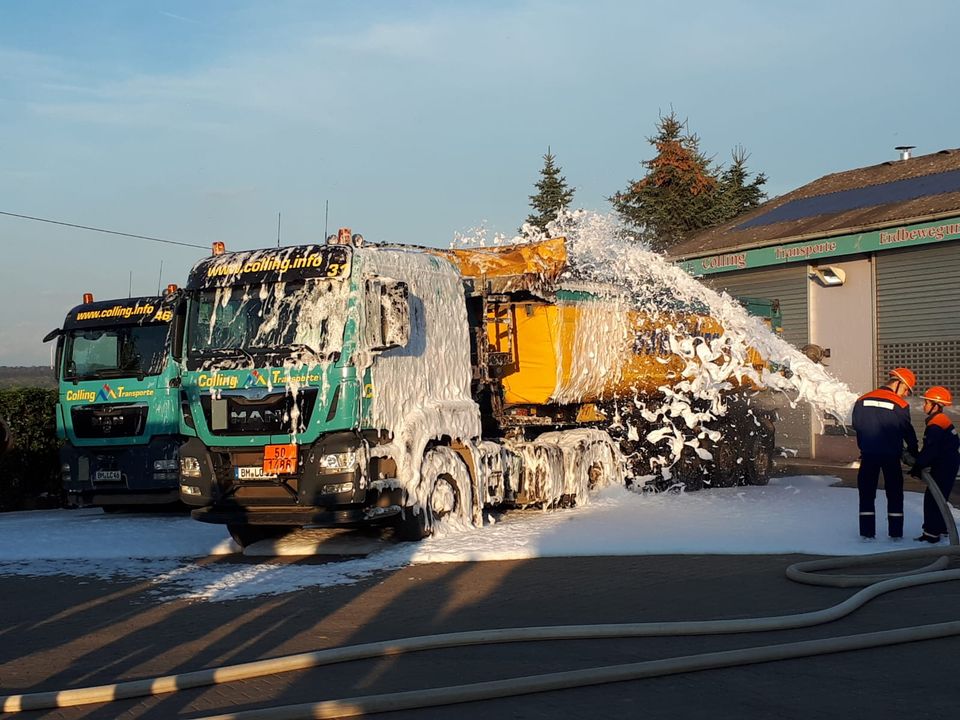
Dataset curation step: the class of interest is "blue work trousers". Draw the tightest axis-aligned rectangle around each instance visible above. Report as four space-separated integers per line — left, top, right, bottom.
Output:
857 454 904 538
922 472 957 538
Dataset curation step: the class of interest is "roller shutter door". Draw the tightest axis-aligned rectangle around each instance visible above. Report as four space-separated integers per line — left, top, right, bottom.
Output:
703 266 809 349
703 265 811 457
876 241 960 390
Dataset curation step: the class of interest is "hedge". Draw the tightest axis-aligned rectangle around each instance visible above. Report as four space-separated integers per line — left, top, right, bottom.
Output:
0 388 61 511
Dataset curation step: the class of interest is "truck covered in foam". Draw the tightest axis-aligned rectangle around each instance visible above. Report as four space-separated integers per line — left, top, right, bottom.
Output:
176 231 773 546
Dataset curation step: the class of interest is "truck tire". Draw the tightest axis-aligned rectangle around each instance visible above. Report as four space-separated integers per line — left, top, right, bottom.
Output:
673 447 704 492
397 447 471 541
745 435 772 486
709 439 741 488
227 524 289 549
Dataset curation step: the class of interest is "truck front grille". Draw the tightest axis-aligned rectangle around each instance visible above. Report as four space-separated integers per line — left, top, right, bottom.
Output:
71 404 148 439
200 389 319 436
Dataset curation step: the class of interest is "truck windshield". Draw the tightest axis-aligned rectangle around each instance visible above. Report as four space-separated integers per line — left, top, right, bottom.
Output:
64 324 169 380
187 279 349 362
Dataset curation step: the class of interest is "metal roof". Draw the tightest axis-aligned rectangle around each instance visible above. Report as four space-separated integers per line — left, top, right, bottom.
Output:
669 148 960 259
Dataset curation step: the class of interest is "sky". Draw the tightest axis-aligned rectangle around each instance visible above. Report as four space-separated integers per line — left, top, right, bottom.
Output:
1 0 958 365
0 475 952 601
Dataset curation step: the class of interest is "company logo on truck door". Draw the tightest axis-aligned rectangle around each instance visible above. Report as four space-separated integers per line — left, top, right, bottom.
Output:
245 370 269 387
65 389 97 402
98 384 155 400
64 384 156 402
197 373 240 389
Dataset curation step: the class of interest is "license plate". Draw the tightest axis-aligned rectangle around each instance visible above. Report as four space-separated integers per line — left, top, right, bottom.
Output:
94 470 122 481
263 444 298 475
235 466 277 480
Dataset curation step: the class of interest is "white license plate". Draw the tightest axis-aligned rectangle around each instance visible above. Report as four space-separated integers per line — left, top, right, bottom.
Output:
235 466 277 480
95 470 122 481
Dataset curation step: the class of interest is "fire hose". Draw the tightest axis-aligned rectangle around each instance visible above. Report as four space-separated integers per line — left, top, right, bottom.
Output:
2 471 958 719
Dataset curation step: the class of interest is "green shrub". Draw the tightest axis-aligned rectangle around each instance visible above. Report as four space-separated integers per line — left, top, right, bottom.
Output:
0 388 61 511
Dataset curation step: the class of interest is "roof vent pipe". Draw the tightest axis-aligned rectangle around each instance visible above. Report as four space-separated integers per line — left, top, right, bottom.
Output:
895 145 915 161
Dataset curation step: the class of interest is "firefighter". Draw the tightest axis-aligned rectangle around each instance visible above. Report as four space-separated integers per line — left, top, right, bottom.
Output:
851 367 919 539
910 386 959 543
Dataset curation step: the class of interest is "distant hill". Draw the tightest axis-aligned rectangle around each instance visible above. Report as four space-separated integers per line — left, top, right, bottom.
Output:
0 366 57 390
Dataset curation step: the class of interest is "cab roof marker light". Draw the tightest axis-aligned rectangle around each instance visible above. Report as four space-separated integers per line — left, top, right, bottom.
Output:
328 227 355 246
82 292 94 304
212 241 226 256
165 283 178 295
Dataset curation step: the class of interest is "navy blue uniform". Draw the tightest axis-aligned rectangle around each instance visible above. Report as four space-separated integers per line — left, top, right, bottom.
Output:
851 387 918 537
914 411 960 540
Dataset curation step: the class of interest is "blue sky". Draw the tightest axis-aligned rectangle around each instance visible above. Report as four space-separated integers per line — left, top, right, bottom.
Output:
1 0 958 365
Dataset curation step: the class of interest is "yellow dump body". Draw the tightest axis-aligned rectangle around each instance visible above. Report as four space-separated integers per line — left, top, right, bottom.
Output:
431 238 764 408
486 298 727 405
435 237 568 282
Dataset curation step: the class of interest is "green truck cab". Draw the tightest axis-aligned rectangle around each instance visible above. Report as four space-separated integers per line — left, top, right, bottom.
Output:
176 234 487 546
44 291 183 509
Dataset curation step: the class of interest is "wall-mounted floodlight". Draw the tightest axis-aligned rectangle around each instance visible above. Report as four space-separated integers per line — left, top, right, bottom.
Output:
809 266 846 287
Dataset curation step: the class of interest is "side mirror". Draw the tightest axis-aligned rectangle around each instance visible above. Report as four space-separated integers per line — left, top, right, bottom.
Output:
365 279 410 352
171 297 187 362
44 330 64 379
0 417 12 456
54 336 64 380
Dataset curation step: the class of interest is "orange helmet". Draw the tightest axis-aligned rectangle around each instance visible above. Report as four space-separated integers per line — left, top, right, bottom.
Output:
889 367 916 390
921 386 952 406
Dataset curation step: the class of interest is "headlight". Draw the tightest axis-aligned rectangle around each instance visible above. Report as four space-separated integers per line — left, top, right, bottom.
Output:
154 459 179 471
317 451 357 473
180 484 202 496
180 456 202 478
322 481 354 494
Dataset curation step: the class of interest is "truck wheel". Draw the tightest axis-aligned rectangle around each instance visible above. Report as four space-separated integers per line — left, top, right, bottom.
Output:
673 447 704 492
710 440 740 488
587 462 604 491
397 447 470 541
227 524 289 549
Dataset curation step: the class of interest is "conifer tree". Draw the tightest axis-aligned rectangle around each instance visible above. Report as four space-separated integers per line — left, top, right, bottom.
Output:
715 145 767 223
609 111 720 251
610 112 769 252
526 148 575 233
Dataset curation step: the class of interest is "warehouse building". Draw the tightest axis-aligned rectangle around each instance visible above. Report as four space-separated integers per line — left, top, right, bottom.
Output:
669 146 960 460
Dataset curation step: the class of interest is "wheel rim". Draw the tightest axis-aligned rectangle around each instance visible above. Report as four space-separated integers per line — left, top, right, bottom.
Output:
751 445 771 484
588 463 604 490
430 475 458 518
713 442 739 487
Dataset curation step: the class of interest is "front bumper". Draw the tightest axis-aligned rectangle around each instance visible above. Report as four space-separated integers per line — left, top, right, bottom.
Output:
61 437 181 504
179 433 401 527
190 504 400 527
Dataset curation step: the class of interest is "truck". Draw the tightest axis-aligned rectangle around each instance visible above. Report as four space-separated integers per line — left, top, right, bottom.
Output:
176 231 775 546
44 290 183 510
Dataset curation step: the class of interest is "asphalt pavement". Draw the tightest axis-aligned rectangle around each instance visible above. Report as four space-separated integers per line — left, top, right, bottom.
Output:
2 550 960 720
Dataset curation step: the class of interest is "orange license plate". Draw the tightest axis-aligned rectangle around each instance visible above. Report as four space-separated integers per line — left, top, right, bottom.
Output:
263 444 298 475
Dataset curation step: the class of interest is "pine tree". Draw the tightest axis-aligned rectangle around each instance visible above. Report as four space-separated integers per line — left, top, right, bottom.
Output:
715 145 767 223
609 111 721 251
526 148 575 233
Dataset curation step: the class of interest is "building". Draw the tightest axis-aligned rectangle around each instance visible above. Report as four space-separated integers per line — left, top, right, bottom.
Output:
669 147 960 459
